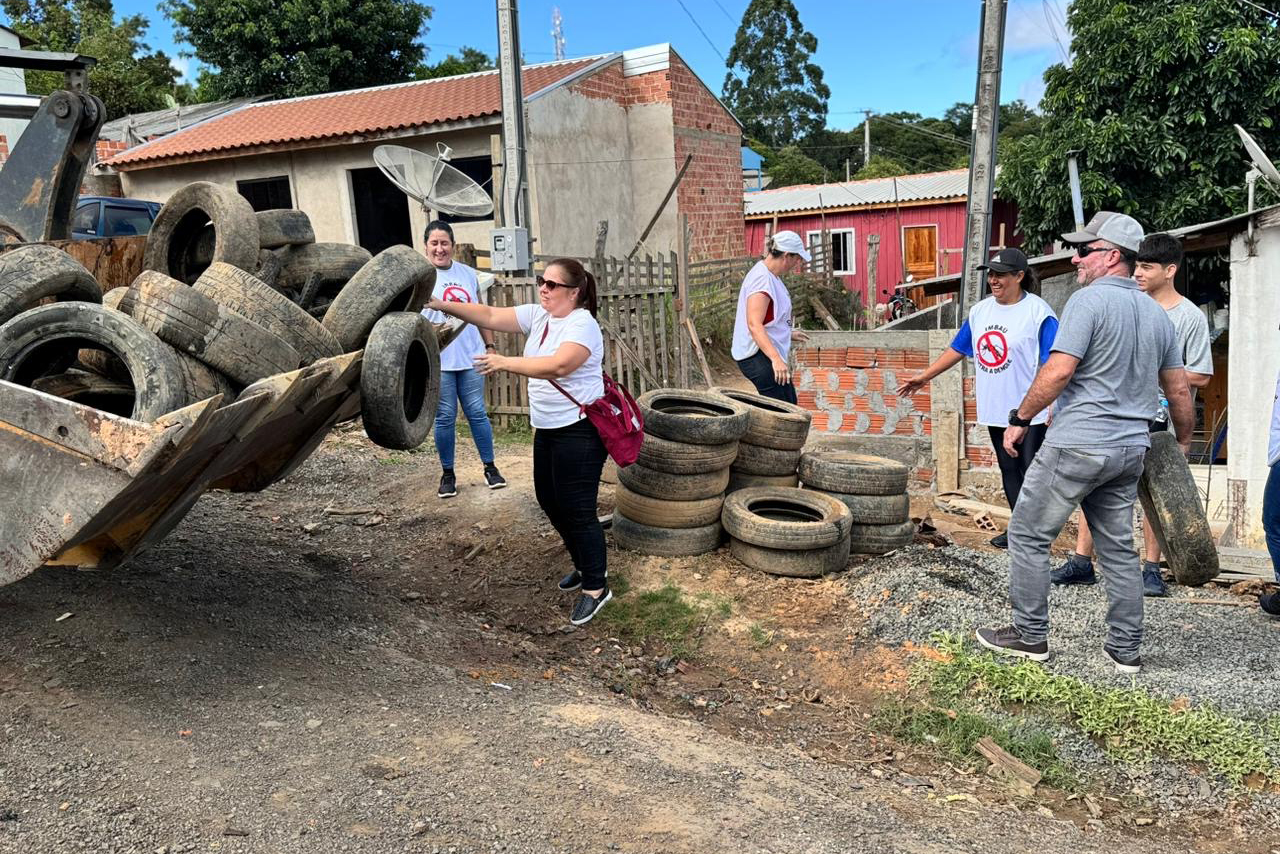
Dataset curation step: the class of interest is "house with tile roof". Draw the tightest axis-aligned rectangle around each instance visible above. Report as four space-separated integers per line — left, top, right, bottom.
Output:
103 44 744 262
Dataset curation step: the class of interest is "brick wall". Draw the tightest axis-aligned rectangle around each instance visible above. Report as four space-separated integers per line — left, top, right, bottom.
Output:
962 376 999 470
566 63 627 102
0 134 8 169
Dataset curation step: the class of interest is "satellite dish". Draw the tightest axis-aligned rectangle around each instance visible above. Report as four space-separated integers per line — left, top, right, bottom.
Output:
1234 124 1280 188
373 142 495 218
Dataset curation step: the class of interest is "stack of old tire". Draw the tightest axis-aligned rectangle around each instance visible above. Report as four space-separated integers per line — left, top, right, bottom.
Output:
722 486 854 577
713 387 811 492
612 389 751 556
798 450 915 555
0 180 441 452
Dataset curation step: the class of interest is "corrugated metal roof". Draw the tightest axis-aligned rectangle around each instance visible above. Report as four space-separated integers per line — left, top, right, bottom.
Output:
744 169 982 216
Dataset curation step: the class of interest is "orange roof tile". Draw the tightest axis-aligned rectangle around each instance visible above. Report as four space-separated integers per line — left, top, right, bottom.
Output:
108 56 609 169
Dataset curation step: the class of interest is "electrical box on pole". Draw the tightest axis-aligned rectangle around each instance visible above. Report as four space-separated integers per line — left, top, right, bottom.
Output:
959 0 1007 316
494 0 531 273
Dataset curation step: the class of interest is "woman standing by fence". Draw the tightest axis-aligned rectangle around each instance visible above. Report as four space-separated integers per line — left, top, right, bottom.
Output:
731 230 811 404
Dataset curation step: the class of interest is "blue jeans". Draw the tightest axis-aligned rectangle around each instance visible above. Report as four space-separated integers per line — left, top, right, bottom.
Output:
1264 464 1280 582
736 350 797 404
434 369 496 470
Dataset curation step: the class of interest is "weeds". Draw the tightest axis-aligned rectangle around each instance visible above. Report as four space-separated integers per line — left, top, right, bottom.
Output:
748 622 776 650
596 576 729 660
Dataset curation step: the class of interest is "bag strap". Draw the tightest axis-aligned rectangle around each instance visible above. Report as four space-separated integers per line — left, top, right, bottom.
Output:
538 316 614 411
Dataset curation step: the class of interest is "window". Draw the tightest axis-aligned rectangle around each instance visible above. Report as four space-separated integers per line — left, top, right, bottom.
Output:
806 228 856 275
72 202 98 235
236 176 293 211
103 205 154 237
435 156 494 224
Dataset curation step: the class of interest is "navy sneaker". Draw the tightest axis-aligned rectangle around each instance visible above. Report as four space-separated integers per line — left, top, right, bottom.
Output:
570 588 612 626
1104 645 1142 675
989 532 1009 549
437 471 458 499
975 625 1049 662
1051 554 1097 586
558 570 582 591
484 463 507 490
1142 563 1169 598
1260 591 1280 616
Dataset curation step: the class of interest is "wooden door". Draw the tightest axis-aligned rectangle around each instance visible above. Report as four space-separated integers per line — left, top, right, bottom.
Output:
903 225 938 309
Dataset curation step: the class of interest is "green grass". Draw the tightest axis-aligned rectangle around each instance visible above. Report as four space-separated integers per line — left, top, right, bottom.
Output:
914 632 1280 786
595 575 730 660
748 621 776 650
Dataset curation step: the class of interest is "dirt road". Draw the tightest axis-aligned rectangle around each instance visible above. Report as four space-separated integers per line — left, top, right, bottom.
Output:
0 431 1230 852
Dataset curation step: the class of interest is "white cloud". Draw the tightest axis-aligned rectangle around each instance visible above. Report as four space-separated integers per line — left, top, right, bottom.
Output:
170 55 191 82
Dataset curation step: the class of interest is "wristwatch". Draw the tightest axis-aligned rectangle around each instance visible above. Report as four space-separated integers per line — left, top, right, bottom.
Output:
485 343 497 351
1008 409 1032 427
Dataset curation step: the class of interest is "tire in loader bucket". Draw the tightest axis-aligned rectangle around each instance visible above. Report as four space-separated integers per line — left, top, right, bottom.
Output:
1138 430 1219 586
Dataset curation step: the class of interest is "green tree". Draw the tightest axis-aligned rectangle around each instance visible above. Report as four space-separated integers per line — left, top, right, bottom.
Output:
163 0 431 99
1001 0 1280 253
944 99 1044 149
854 155 909 180
722 0 829 148
754 143 824 188
416 46 494 80
3 0 182 120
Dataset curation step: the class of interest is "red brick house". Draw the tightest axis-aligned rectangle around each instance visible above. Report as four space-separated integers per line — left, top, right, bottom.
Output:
103 44 743 262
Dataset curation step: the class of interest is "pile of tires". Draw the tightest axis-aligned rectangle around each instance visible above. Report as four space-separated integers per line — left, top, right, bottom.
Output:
722 487 853 577
0 181 441 451
612 389 750 556
714 387 811 493
799 450 915 555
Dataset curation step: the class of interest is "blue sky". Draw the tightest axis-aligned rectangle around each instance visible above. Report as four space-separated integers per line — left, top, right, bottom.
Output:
94 0 1070 129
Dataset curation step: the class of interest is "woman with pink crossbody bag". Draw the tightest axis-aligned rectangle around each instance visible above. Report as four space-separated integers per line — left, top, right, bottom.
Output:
427 258 618 626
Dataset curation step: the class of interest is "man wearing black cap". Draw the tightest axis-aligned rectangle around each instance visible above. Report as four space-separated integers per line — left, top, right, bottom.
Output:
976 212 1194 674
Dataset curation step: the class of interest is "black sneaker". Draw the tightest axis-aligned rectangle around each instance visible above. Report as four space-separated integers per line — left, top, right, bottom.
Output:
975 625 1049 662
1142 564 1169 598
558 570 582 591
484 464 507 490
1104 645 1142 675
1260 591 1280 616
989 531 1009 549
569 588 612 626
437 471 457 499
1051 554 1097 586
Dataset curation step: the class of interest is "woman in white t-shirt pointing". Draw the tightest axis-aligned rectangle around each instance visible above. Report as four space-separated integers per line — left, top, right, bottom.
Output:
731 230 811 403
896 248 1058 549
427 258 612 626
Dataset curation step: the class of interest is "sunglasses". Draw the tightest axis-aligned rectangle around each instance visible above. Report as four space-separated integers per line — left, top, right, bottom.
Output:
535 274 578 290
1075 244 1114 258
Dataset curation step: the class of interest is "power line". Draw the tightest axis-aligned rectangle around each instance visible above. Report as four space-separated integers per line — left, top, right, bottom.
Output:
871 114 970 148
711 0 738 24
1235 0 1280 18
673 0 726 62
1041 0 1071 63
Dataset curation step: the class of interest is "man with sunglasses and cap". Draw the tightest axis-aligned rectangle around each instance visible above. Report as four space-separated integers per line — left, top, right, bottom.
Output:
976 211 1194 675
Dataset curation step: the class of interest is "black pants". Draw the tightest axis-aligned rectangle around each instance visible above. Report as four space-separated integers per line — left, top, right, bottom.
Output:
988 423 1048 510
533 418 608 590
736 350 798 404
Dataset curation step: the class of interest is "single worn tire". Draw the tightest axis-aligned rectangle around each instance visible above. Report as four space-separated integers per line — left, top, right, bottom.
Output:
847 520 916 555
727 469 800 493
255 209 314 249
637 388 750 445
173 348 237 404
132 270 300 385
142 181 259 284
31 369 136 417
617 462 730 501
322 245 436 352
0 302 186 421
254 248 283 288
733 441 802 477
274 242 372 295
0 244 101 327
77 287 134 380
729 535 851 578
612 513 722 557
721 487 852 551
1138 431 1219 586
636 432 738 474
194 262 341 365
799 450 910 496
712 387 811 450
359 312 441 450
804 487 910 525
614 482 724 529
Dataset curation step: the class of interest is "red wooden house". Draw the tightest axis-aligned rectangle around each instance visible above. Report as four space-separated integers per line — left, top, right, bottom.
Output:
743 169 1019 307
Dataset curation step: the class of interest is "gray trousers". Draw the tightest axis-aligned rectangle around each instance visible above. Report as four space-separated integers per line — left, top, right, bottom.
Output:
1007 444 1148 656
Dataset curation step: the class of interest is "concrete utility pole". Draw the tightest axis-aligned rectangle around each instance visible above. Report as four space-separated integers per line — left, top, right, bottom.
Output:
496 0 531 237
959 0 1007 315
863 110 872 166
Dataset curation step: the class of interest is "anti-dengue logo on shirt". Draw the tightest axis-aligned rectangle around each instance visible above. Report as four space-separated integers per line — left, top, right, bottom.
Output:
441 285 472 304
976 326 1011 374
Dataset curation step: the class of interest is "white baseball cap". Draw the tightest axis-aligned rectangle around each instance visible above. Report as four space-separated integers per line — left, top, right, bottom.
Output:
769 230 812 262
1061 211 1144 252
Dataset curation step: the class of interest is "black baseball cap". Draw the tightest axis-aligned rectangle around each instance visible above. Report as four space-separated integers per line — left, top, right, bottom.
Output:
977 248 1030 273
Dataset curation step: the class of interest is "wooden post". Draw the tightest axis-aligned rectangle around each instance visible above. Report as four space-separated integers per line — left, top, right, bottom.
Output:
866 233 880 327
455 242 477 267
675 213 691 387
489 133 504 229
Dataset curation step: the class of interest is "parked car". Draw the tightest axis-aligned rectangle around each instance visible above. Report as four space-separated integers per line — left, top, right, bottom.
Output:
72 196 163 239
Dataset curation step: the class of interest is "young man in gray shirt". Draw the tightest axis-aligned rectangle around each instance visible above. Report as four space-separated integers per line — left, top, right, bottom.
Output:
976 212 1194 674
1053 233 1214 596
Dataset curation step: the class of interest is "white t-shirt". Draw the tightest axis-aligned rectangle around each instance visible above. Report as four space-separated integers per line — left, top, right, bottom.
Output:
420 262 485 371
964 292 1056 427
1269 370 1280 468
514 304 605 429
731 260 792 361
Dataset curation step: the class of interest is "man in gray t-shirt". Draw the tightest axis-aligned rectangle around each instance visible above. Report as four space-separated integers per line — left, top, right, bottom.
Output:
975 212 1194 675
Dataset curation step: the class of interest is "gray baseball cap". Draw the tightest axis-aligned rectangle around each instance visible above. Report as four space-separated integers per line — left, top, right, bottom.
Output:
1061 211 1144 252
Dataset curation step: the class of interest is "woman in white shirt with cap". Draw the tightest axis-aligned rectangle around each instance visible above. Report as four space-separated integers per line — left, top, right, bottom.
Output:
731 230 811 403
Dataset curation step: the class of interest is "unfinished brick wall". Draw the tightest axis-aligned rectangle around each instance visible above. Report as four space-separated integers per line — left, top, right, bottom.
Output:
566 63 627 102
669 56 742 262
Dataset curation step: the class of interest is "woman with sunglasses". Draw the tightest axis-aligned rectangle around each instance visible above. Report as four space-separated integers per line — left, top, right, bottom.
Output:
426 259 611 626
896 248 1058 549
